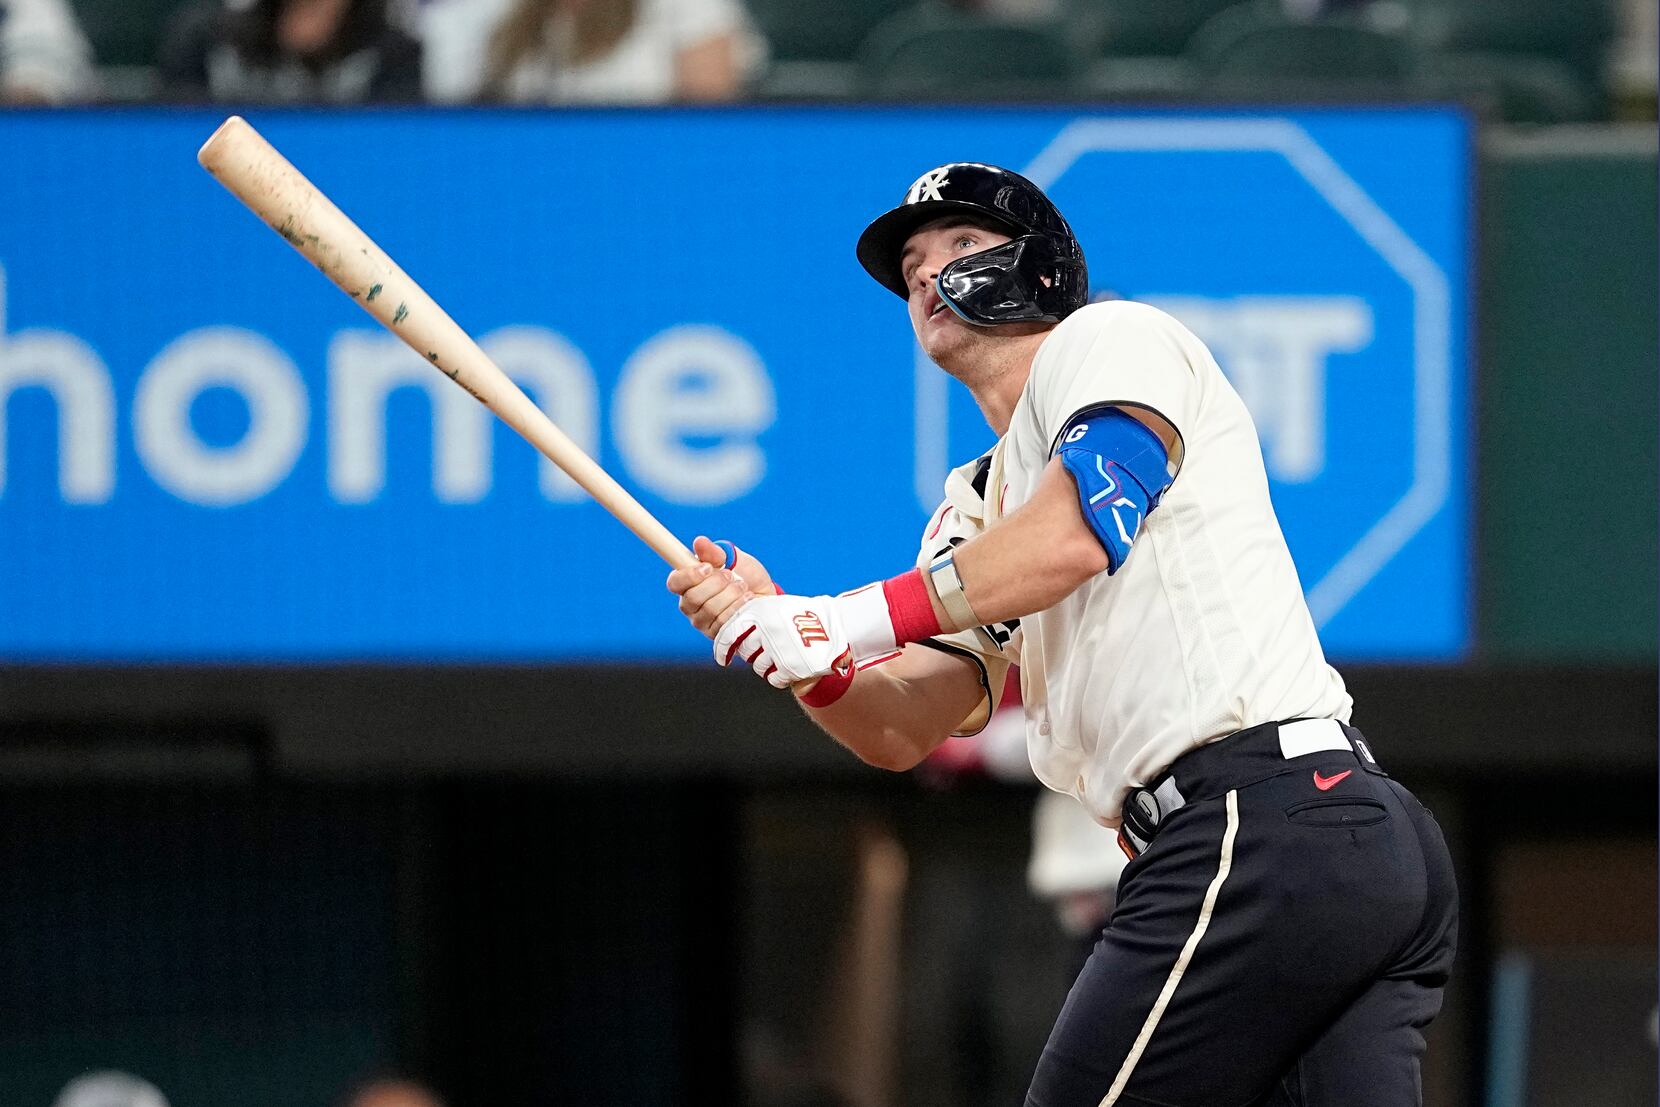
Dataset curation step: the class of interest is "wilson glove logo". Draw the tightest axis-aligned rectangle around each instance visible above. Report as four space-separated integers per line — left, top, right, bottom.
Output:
793 612 830 646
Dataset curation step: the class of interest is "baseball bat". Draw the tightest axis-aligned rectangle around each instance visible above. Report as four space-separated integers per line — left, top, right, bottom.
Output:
196 114 695 570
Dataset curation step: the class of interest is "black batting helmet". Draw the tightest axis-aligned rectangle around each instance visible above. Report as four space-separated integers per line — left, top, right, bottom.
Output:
856 162 1088 325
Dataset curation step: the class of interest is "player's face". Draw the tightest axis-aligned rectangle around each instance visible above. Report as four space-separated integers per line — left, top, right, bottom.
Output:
899 219 1015 360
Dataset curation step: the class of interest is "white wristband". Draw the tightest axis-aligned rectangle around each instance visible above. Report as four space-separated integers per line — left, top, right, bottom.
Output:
834 583 899 660
926 551 979 629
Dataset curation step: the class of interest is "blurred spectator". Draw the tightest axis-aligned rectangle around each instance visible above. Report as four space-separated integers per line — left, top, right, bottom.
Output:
53 1071 170 1107
159 0 422 103
1026 788 1125 943
1609 0 1658 117
0 0 95 103
339 1077 446 1107
419 0 765 104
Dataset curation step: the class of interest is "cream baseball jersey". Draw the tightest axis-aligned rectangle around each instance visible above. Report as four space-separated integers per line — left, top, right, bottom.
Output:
915 300 1352 823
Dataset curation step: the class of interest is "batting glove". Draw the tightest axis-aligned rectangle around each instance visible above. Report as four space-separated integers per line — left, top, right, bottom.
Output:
713 567 958 705
712 585 899 690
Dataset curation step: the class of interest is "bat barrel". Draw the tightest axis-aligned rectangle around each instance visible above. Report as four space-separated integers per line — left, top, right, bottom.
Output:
198 116 696 571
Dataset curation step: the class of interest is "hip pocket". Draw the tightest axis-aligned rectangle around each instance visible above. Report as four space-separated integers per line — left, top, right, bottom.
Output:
1284 797 1390 828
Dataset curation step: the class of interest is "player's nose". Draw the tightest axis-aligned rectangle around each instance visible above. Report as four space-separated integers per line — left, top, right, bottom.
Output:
911 259 943 297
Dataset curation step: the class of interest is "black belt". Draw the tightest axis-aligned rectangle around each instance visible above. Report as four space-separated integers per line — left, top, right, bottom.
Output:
1116 718 1385 860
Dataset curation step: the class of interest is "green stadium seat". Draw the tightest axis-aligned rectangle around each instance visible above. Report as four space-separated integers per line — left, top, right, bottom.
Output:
1072 0 1243 58
747 0 912 100
752 61 860 101
857 8 1082 100
1409 0 1615 87
70 0 193 68
1418 51 1598 123
1080 56 1201 101
1189 5 1419 88
747 0 912 63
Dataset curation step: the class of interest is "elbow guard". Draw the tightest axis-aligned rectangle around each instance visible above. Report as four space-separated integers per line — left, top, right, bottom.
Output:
1054 407 1174 574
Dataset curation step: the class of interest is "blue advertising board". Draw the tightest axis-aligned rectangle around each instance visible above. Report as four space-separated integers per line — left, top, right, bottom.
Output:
0 106 1468 662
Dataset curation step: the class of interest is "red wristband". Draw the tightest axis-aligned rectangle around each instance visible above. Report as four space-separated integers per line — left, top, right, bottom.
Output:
881 568 944 645
799 648 856 708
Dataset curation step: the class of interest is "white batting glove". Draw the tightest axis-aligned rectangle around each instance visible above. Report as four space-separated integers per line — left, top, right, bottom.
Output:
712 586 896 690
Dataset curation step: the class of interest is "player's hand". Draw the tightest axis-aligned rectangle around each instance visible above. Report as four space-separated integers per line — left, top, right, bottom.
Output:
706 537 778 597
667 540 752 640
713 593 855 690
667 537 780 640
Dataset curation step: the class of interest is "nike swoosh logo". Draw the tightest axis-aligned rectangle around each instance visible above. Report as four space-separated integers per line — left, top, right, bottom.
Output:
1313 769 1353 791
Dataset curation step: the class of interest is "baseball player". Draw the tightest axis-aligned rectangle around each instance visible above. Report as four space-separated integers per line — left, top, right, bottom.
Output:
668 163 1457 1106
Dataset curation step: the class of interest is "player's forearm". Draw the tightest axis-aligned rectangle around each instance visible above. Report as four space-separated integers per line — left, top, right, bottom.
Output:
803 668 954 771
700 463 1103 698
798 649 979 772
947 458 1108 628
707 462 1102 698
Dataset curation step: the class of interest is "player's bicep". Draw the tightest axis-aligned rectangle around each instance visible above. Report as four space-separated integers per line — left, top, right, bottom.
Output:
1052 405 1175 574
1029 303 1201 457
1119 404 1181 458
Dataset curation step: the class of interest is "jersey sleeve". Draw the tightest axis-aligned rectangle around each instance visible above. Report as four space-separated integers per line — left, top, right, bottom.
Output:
913 499 1016 737
1029 301 1202 473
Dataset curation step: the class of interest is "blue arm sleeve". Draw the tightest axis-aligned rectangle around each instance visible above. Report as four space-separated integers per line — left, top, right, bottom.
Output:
1053 407 1173 574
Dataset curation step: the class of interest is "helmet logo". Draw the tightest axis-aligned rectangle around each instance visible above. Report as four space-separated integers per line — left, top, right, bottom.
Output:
906 168 950 204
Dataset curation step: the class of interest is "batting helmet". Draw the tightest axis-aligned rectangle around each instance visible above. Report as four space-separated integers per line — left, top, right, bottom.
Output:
856 162 1088 325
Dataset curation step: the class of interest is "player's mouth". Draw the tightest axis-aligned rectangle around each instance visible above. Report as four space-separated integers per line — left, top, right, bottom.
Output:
924 291 949 320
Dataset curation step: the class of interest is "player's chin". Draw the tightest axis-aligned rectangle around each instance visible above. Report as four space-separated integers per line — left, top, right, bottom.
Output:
920 319 971 361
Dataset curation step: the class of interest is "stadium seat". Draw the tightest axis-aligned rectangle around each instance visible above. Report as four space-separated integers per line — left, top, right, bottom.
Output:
1409 0 1615 87
1419 51 1598 123
1072 0 1243 58
1079 56 1201 102
752 62 861 101
70 0 193 68
748 0 912 63
748 0 911 101
857 7 1082 100
1188 4 1419 90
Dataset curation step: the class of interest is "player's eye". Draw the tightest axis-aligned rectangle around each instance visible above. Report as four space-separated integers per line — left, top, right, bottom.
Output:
955 234 977 250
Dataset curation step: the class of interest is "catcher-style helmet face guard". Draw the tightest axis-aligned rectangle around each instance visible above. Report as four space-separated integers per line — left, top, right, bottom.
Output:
937 234 1088 325
856 162 1089 326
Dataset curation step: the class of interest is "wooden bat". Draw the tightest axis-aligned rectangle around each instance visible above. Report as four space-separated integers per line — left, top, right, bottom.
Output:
196 114 695 570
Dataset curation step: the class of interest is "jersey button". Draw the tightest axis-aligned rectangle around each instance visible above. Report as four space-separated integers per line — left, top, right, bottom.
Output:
1039 721 1051 736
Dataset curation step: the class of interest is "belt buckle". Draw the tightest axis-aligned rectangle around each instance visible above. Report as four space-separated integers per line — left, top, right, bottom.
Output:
1119 786 1160 857
1119 777 1185 859
1116 827 1138 860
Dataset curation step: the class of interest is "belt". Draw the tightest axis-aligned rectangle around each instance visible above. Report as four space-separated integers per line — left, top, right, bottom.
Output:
1116 718 1384 860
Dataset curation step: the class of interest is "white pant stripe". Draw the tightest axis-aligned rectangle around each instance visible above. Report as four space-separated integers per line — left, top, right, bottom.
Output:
1099 789 1241 1107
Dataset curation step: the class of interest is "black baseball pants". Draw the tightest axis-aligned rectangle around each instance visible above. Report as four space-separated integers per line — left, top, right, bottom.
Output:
1024 720 1458 1107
